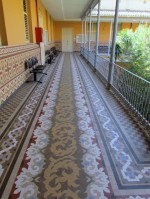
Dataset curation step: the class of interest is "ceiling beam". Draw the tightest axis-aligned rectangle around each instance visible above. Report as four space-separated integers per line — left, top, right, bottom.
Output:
81 0 99 19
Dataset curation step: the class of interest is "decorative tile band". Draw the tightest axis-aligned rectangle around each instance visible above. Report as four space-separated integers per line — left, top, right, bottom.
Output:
0 44 39 58
0 44 41 106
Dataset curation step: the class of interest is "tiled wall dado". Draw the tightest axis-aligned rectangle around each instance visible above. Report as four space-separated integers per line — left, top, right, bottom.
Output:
45 41 55 51
55 41 96 52
55 41 62 51
55 41 81 52
0 44 40 105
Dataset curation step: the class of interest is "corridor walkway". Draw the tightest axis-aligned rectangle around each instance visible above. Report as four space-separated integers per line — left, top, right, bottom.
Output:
0 53 150 199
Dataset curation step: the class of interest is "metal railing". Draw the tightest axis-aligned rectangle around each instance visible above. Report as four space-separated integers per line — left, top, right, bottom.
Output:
81 47 109 82
81 47 150 125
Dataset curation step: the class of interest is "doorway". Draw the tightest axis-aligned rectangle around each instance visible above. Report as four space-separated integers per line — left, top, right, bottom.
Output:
62 28 73 52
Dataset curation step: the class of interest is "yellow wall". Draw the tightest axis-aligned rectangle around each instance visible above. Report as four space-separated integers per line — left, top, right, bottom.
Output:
38 0 47 30
37 0 54 42
122 22 139 31
1 0 26 45
99 22 110 42
52 18 55 41
54 21 82 41
27 0 37 43
0 0 145 46
0 0 55 45
47 15 51 41
54 21 112 43
0 0 7 45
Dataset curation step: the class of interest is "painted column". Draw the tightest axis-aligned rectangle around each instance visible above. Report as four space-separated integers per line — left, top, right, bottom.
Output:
87 8 92 62
108 20 113 56
94 0 101 71
108 0 120 88
88 8 92 51
81 19 84 53
84 16 86 49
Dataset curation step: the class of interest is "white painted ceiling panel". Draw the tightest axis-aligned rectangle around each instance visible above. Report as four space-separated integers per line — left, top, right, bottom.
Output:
41 0 91 20
41 0 150 21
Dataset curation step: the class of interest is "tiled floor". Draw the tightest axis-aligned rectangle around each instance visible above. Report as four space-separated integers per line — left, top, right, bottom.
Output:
0 53 150 199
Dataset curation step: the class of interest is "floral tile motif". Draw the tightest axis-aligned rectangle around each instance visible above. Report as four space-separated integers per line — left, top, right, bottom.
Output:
71 54 111 199
0 53 149 199
72 54 150 198
11 55 64 199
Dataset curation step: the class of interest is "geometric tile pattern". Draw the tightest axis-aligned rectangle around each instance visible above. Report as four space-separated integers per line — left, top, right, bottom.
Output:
0 44 38 57
10 53 110 198
0 54 59 198
45 41 55 51
0 82 34 132
77 53 150 163
0 53 149 199
0 44 40 106
73 53 150 197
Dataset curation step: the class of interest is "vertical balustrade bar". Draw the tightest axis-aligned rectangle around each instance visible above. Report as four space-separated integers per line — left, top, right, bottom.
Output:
139 79 145 115
129 74 135 107
141 82 147 119
130 74 134 105
145 90 150 123
125 71 130 101
107 0 120 89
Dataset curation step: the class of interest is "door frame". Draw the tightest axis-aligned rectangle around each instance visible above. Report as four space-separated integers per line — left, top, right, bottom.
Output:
62 28 73 52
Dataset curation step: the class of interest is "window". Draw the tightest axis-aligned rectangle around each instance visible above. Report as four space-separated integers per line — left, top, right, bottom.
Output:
23 0 29 42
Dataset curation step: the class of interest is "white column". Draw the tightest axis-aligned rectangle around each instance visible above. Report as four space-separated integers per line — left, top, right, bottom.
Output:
108 20 113 56
81 20 84 47
108 0 120 88
84 17 86 49
88 8 92 51
94 0 101 70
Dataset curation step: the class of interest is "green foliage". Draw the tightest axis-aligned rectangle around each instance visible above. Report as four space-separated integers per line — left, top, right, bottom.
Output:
117 29 133 56
116 24 150 81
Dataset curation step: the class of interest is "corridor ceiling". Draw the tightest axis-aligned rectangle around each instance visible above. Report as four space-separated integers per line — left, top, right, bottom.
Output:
41 0 150 21
41 0 94 21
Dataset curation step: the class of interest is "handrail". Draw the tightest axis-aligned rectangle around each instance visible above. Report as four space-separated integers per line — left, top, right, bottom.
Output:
81 47 150 125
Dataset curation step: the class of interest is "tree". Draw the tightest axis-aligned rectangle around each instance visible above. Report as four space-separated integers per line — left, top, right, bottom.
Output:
116 24 150 81
117 29 134 57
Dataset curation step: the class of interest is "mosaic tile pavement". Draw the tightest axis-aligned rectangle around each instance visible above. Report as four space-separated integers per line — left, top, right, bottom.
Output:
0 59 58 135
0 53 150 199
77 53 150 163
0 55 61 198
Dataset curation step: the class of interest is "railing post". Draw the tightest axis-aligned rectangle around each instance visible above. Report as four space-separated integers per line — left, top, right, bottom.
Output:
107 0 120 89
94 0 101 72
